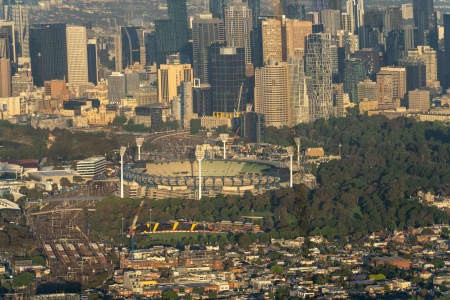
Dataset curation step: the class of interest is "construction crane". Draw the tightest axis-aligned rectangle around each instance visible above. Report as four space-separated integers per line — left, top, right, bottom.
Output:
128 199 145 256
234 82 244 118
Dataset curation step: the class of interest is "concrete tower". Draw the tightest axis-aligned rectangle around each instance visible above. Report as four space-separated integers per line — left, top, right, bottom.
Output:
66 25 88 86
224 0 253 64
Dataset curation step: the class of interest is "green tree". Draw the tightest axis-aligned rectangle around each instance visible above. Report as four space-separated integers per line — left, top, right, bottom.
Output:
12 272 34 288
270 265 284 275
162 290 178 300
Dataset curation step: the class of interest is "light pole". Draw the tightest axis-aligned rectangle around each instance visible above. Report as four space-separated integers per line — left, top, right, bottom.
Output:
136 137 144 161
120 146 126 199
294 137 301 170
219 133 229 160
195 146 205 200
287 146 294 188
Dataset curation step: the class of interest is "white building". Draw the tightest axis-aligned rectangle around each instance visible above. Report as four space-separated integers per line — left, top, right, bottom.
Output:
76 156 106 178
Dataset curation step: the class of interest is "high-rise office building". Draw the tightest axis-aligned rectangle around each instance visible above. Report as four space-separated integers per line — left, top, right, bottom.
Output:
0 58 11 97
0 21 15 62
320 9 341 35
328 0 342 10
261 18 282 64
30 23 67 87
333 83 345 117
400 57 426 92
305 33 333 121
209 0 228 19
66 25 88 86
108 72 126 104
376 72 394 104
167 0 189 51
401 4 413 20
288 57 309 125
158 63 193 103
343 58 366 102
254 60 289 128
284 19 312 59
383 6 403 36
377 66 406 101
413 0 434 47
346 0 364 34
192 15 225 83
353 48 380 79
444 14 450 89
357 79 377 102
385 30 405 66
117 26 145 71
408 89 430 111
154 19 178 65
245 0 260 29
87 39 98 85
407 46 438 87
208 45 246 113
3 4 29 59
280 0 304 19
403 24 415 52
224 1 252 64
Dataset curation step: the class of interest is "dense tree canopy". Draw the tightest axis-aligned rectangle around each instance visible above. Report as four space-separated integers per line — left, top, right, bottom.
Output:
91 116 449 241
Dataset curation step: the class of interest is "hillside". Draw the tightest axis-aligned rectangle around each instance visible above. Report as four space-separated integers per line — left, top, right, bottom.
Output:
91 115 449 242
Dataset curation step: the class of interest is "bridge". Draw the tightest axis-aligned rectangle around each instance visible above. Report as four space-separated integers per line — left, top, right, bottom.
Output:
31 208 97 216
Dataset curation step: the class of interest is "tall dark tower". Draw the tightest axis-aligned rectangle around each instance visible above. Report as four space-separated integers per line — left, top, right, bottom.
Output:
245 0 260 28
29 23 67 87
444 14 450 89
208 44 246 113
87 39 98 85
209 0 228 19
413 0 435 47
167 0 188 50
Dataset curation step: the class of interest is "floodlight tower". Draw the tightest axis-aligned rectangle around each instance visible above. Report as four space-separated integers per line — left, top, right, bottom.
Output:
287 146 294 188
195 146 205 200
294 137 301 170
219 133 229 160
120 146 126 199
136 137 144 161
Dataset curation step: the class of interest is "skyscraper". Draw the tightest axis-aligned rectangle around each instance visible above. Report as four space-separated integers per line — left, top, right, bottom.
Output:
444 14 450 89
224 1 253 65
245 0 260 29
413 0 434 47
383 6 403 36
305 33 333 121
283 19 312 59
280 0 304 19
108 72 126 104
117 26 145 71
377 66 407 102
385 30 405 66
3 4 29 59
400 57 426 92
288 57 309 125
158 62 193 103
30 23 67 87
0 58 11 97
167 0 189 51
408 46 438 87
0 21 15 62
320 9 341 35
154 19 178 65
209 0 228 19
346 0 364 34
261 18 282 64
254 60 289 128
192 15 225 83
87 39 98 85
343 58 366 102
66 25 88 86
208 45 246 113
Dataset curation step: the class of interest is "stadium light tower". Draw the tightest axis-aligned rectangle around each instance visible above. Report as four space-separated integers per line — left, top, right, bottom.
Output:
294 137 301 170
287 146 294 188
195 146 205 200
136 137 144 161
120 146 126 199
219 133 229 160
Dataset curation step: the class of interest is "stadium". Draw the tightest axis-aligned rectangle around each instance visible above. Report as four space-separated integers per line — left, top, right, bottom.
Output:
123 160 283 200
